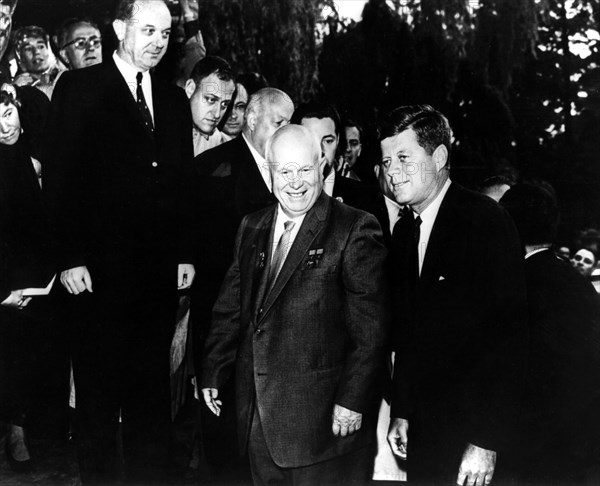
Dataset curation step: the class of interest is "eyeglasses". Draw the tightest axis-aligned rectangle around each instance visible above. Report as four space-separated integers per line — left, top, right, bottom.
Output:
62 36 102 51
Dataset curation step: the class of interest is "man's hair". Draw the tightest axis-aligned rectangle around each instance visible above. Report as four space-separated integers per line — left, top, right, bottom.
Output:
500 182 559 246
0 86 20 108
291 101 341 136
114 0 167 22
56 18 100 49
246 87 293 119
14 25 50 49
378 104 452 157
189 55 234 85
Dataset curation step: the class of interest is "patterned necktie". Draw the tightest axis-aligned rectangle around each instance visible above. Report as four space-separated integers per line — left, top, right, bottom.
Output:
268 220 295 287
136 72 154 133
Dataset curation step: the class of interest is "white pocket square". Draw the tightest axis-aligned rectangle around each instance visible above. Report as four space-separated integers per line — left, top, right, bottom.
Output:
439 275 445 281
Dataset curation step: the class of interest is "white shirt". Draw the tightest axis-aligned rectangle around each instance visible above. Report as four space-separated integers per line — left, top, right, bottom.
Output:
415 178 452 275
271 206 306 265
384 195 402 235
193 127 226 156
242 133 271 191
112 51 154 122
323 166 335 197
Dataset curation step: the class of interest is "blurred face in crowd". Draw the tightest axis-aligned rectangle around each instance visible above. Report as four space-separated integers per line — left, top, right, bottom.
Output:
556 246 570 260
0 5 14 60
344 126 362 168
247 97 294 157
481 183 511 203
269 126 323 218
61 22 103 70
186 73 235 136
572 249 596 277
380 127 448 214
222 83 248 137
0 101 21 146
301 117 338 168
113 0 171 72
17 34 51 74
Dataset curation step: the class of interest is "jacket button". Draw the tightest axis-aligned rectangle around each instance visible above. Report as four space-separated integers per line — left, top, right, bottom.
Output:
152 161 158 167
255 328 263 335
258 308 263 315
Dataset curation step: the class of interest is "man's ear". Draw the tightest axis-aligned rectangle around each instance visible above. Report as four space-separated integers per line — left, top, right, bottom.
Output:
59 49 69 67
112 19 126 42
246 110 256 132
184 79 196 99
432 144 448 171
357 143 362 158
374 165 380 179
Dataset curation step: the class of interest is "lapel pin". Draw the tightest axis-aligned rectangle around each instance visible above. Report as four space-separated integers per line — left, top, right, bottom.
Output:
258 251 266 269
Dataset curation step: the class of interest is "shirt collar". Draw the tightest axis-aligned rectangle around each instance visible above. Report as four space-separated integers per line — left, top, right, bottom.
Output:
417 178 452 222
113 51 148 84
242 132 265 166
384 195 402 221
525 247 550 260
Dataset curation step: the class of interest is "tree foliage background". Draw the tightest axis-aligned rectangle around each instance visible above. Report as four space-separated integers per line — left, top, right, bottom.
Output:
12 0 600 240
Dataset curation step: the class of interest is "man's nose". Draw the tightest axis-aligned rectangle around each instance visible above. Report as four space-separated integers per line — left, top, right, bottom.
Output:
289 174 303 189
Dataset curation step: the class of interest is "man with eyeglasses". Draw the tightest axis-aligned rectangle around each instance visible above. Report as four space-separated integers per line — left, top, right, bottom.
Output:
56 18 102 70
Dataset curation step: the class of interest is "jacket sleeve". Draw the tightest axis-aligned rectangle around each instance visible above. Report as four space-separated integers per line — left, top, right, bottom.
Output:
201 216 247 389
335 213 390 413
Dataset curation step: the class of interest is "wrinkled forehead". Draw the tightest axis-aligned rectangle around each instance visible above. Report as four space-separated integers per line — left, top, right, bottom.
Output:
68 22 101 40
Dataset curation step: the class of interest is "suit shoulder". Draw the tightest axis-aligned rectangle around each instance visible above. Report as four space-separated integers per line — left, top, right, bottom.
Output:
330 196 380 229
192 138 248 175
450 183 513 223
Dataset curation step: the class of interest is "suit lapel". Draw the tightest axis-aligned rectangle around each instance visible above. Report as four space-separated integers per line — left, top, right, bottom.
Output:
419 183 459 290
251 207 276 321
106 58 155 143
258 194 329 323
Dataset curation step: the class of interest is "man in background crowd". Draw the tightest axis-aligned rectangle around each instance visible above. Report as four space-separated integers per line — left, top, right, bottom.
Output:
185 55 235 155
340 120 362 180
501 183 600 484
292 102 378 214
56 18 102 70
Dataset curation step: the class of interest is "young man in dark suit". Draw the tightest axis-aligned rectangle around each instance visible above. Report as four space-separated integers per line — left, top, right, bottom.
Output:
44 0 194 483
383 105 527 485
501 183 600 485
292 101 380 215
201 124 389 484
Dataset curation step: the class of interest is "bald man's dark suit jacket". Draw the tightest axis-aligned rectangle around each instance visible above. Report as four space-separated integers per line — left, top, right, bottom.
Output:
202 193 389 467
389 183 527 482
190 135 275 346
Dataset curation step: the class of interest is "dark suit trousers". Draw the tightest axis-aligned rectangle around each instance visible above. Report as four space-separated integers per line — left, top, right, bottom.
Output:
71 291 176 485
248 405 374 486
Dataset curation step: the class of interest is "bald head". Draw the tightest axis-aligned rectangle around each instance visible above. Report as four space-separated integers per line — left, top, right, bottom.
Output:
244 87 294 157
267 125 323 218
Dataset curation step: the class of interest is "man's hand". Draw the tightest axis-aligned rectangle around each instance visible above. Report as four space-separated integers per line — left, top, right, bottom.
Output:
456 443 496 486
1 290 32 309
387 417 409 459
201 388 222 416
60 266 93 295
332 404 362 437
177 264 195 289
